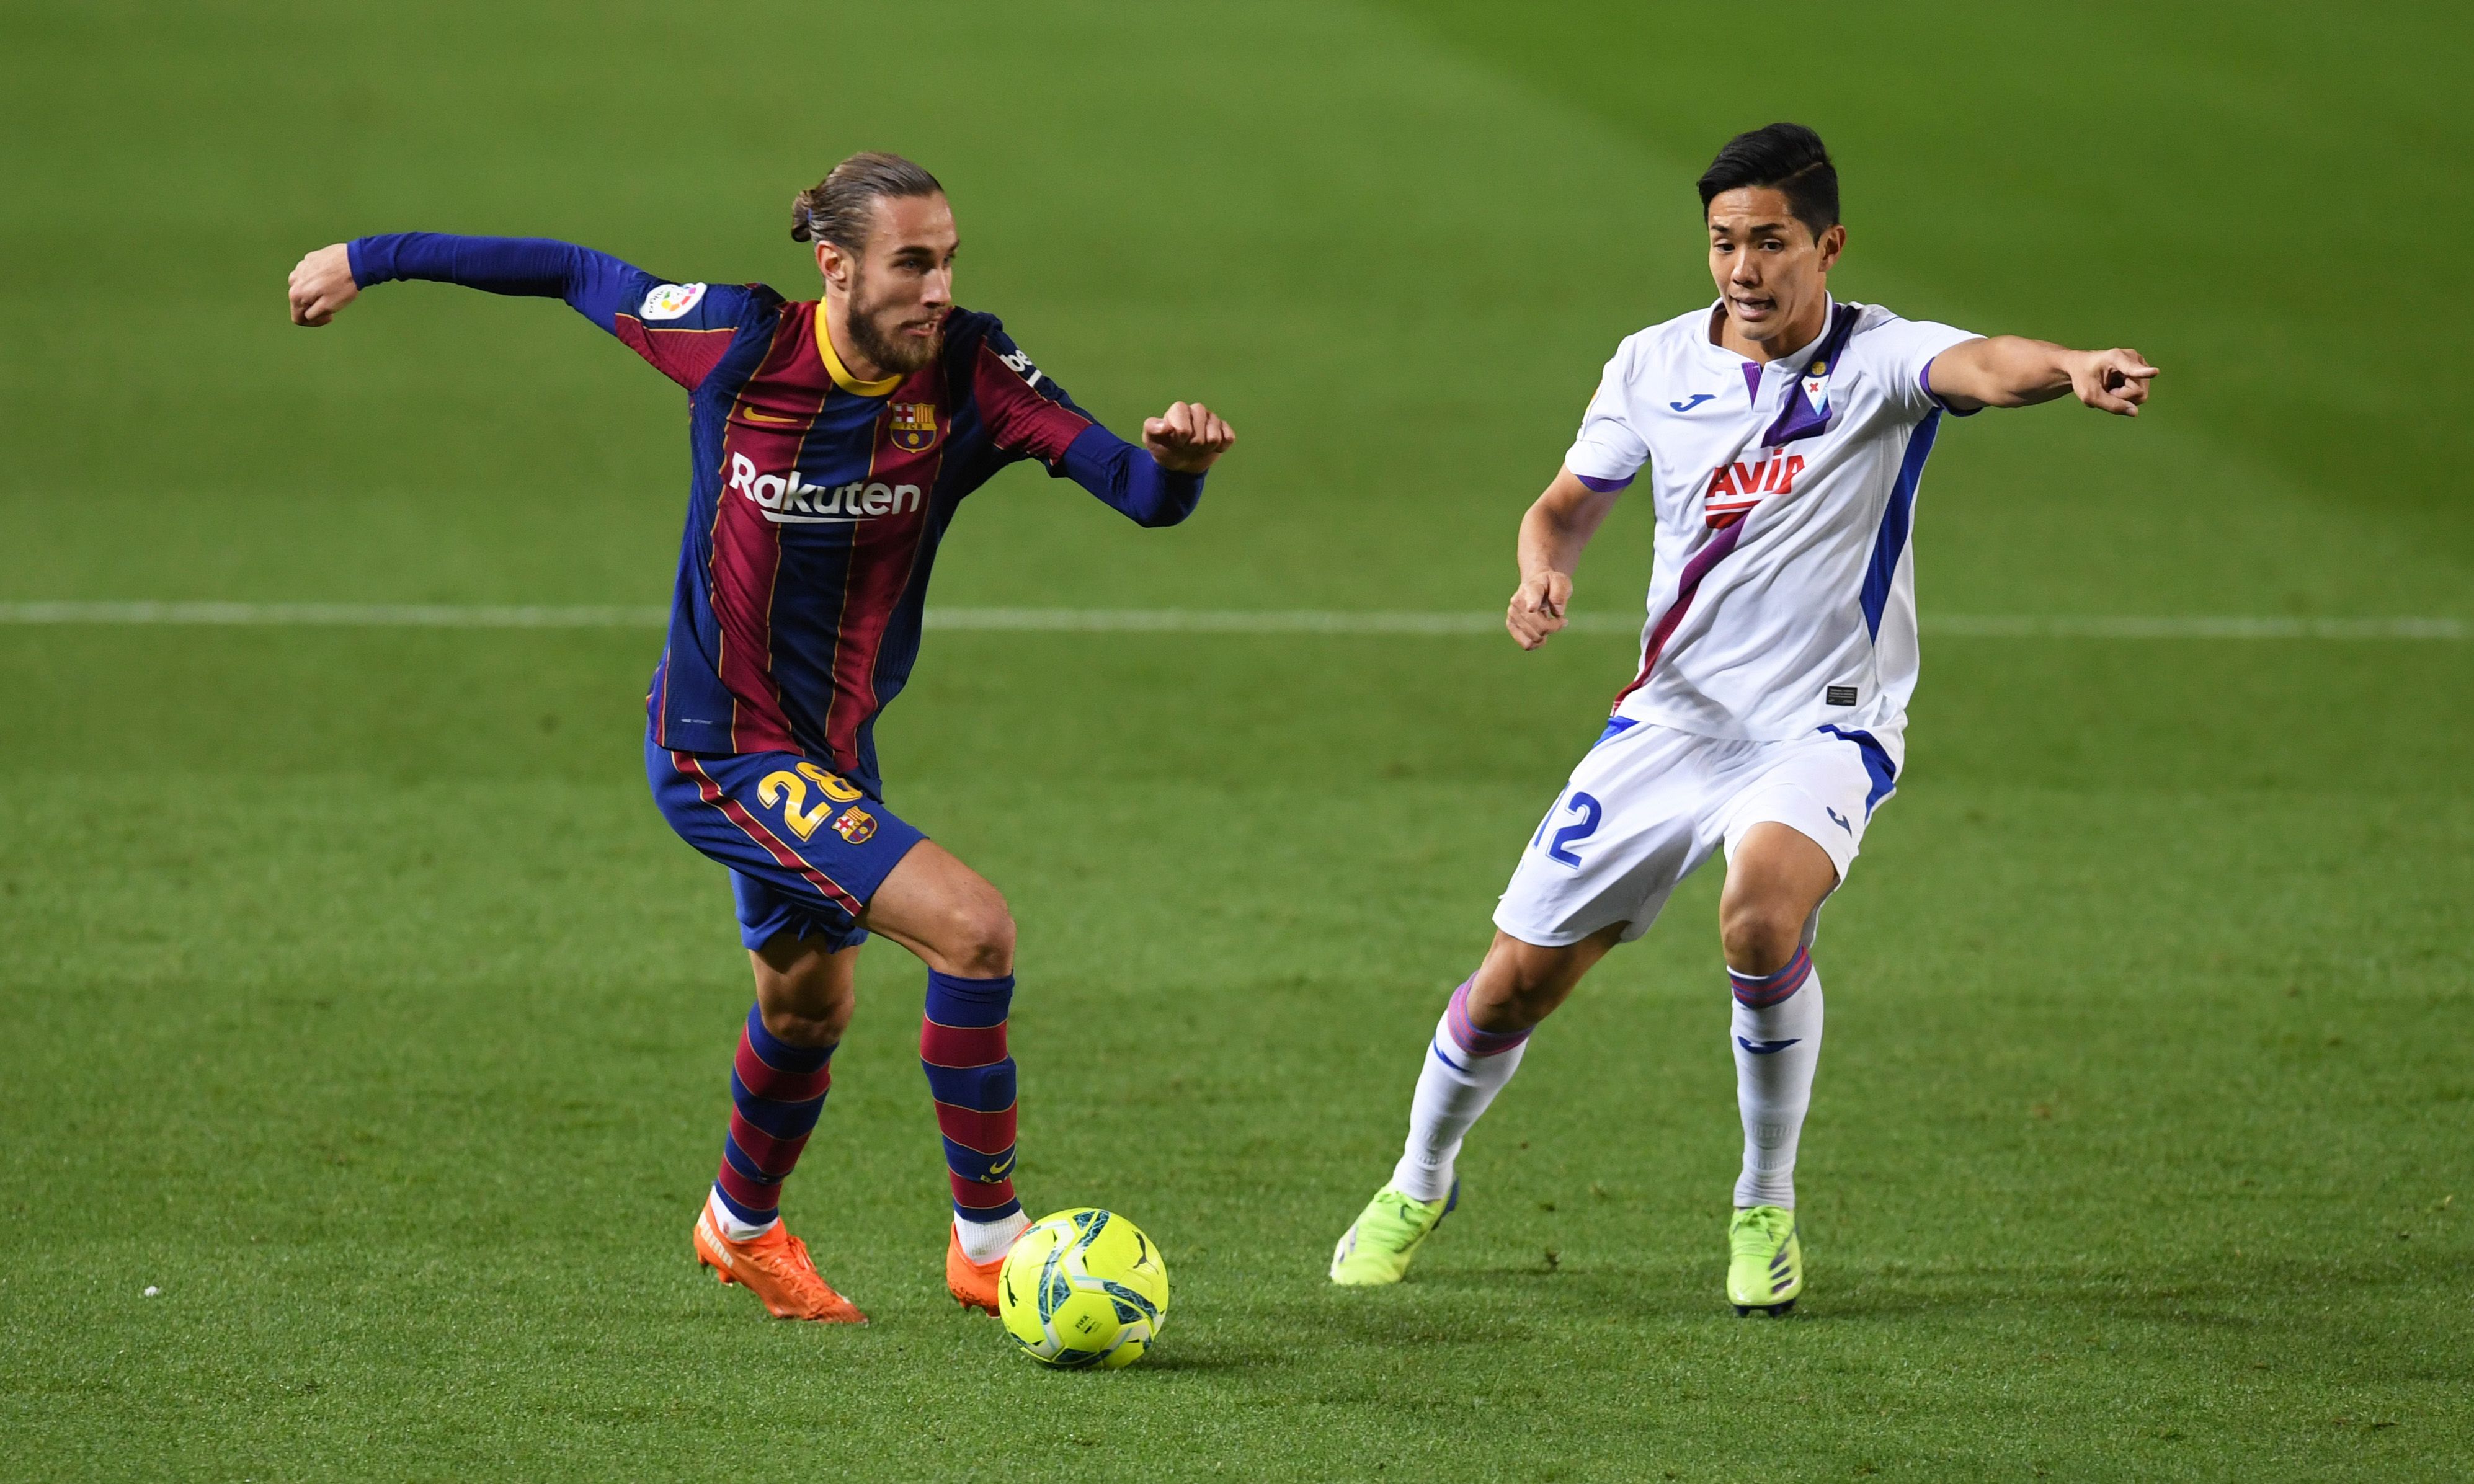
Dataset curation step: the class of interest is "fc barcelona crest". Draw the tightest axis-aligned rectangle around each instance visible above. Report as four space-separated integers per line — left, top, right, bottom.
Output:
832 806 878 845
888 401 938 453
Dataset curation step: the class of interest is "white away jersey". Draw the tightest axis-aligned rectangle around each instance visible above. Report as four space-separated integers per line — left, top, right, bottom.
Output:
1565 300 1979 740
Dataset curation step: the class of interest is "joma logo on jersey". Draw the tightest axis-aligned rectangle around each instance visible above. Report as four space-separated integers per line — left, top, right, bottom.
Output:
726 453 921 525
888 401 938 452
1703 451 1807 528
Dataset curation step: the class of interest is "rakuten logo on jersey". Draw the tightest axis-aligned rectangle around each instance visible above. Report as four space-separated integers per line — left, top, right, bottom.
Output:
727 453 922 525
1704 450 1806 529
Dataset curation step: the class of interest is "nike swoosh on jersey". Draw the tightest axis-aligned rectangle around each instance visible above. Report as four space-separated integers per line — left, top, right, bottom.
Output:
739 407 805 425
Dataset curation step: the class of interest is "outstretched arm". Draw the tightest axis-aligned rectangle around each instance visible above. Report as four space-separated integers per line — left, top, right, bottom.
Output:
287 234 744 389
288 234 644 329
1506 466 1624 651
1926 336 2158 416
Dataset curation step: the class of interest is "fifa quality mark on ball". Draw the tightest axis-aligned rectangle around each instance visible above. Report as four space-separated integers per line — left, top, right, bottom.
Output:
997 1208 1170 1370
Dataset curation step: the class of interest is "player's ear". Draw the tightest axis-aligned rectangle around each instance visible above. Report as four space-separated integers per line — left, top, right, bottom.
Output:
1815 223 1846 272
815 239 848 293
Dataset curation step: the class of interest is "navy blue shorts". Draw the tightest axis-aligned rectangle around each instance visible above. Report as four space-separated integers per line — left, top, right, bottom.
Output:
646 732 928 953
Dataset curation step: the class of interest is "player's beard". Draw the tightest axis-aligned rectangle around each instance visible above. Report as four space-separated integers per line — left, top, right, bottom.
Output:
844 267 943 377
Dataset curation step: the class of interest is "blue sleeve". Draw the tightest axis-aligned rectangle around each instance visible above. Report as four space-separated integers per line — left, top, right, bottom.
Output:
346 233 649 332
345 233 760 389
1057 424 1205 528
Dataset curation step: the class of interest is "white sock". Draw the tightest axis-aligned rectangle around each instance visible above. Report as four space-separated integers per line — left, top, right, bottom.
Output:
706 1188 776 1243
1728 954 1824 1210
1391 980 1531 1201
954 1209 1031 1265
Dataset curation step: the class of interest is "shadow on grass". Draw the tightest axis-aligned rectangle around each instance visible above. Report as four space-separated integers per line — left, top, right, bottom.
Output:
1133 1340 1288 1374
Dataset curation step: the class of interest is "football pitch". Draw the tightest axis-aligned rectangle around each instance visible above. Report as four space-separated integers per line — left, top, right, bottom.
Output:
5 1 2470 1477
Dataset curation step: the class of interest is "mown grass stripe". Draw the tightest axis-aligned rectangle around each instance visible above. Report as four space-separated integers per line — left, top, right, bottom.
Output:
0 602 2460 640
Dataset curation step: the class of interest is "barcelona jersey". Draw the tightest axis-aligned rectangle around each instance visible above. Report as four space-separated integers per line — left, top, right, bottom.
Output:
346 233 1203 796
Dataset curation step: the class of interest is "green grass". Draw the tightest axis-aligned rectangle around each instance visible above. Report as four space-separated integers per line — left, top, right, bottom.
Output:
4 2 2472 1478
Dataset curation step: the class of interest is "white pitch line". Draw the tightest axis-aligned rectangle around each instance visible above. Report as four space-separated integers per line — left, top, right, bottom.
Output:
0 600 669 629
0 602 2460 641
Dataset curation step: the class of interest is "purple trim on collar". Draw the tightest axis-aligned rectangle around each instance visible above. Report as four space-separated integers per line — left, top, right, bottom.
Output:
1739 361 1762 401
1761 303 1863 447
1918 358 1982 417
1574 472 1633 494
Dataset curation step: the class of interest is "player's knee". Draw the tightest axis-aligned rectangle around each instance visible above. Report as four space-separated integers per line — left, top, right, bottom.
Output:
941 891 1016 979
1720 899 1804 977
752 954 857 1046
1472 933 1598 1031
757 985 854 1047
760 999 849 1047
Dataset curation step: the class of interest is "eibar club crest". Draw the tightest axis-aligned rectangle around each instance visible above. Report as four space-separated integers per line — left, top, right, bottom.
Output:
1801 357 1831 418
888 401 939 452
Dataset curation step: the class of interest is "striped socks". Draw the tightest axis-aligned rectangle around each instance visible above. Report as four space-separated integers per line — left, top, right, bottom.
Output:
920 971 1025 1259
1392 979 1534 1201
710 1002 835 1240
1727 951 1825 1209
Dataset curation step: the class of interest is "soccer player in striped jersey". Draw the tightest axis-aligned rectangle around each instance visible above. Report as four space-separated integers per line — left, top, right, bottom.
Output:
1328 123 2155 1313
287 153 1234 1323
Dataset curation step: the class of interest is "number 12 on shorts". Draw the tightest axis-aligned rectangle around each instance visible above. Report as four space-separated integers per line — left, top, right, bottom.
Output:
1533 791 1603 868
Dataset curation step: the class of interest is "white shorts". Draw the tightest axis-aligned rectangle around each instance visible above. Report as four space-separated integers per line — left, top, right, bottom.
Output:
1493 720 1904 947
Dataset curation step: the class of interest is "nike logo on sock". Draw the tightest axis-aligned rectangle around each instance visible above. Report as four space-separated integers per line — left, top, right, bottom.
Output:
1737 1036 1802 1055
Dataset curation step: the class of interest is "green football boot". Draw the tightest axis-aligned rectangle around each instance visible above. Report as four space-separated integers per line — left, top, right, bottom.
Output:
1329 1181 1458 1286
1727 1204 1803 1316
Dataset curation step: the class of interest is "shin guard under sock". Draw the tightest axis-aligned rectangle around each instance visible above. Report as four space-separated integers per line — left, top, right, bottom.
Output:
1727 949 1824 1209
1391 979 1532 1201
920 971 1023 1231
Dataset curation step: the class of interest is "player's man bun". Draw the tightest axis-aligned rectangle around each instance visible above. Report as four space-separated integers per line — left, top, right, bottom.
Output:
791 152 945 249
1697 123 1839 238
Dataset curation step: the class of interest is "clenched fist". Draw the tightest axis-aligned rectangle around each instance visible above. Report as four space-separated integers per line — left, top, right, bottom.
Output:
1507 568 1573 651
1142 401 1235 473
287 244 358 326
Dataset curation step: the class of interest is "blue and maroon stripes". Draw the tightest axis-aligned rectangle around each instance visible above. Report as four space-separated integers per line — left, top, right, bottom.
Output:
704 310 822 755
919 972 1021 1221
819 372 940 769
713 1003 835 1227
1729 948 1814 1010
1438 979 1532 1069
971 338 1091 462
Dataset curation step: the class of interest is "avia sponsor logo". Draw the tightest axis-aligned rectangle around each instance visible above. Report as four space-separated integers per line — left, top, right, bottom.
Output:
726 454 921 525
1704 449 1806 529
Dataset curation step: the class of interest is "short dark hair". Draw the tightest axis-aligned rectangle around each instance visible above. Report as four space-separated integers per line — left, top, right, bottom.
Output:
1697 123 1838 238
790 151 944 249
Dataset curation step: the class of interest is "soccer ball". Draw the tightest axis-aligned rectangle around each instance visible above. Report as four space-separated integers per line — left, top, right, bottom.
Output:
997 1208 1169 1369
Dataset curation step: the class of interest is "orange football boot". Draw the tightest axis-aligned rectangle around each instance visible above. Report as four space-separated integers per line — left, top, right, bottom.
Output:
946 1226 1008 1315
694 1206 867 1323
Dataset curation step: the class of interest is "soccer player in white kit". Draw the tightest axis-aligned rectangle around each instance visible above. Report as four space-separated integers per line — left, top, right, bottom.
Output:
1330 123 2157 1313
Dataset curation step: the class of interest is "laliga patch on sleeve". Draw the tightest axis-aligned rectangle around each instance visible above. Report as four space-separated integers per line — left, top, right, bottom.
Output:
638 282 708 321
